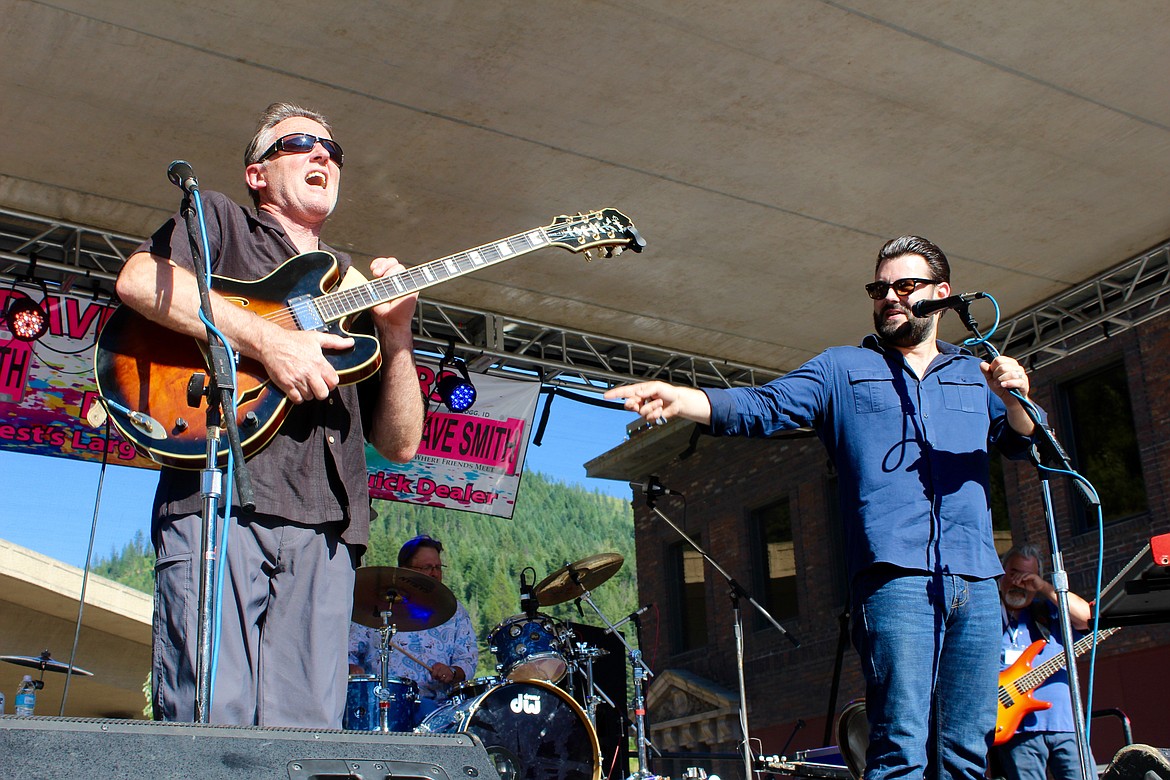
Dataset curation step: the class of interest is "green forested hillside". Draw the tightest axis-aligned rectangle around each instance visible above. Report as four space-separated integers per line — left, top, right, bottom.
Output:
95 471 637 679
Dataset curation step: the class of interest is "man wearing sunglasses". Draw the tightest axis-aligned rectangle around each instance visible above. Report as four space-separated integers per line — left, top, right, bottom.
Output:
606 235 1039 780
115 102 425 728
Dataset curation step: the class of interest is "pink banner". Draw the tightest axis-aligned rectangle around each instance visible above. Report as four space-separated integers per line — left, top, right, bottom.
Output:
0 289 155 468
366 358 541 518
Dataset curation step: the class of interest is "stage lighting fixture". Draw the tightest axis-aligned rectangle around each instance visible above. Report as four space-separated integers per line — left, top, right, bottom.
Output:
5 292 49 342
437 344 477 412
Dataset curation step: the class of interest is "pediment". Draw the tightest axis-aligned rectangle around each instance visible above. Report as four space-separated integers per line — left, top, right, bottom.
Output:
646 668 741 751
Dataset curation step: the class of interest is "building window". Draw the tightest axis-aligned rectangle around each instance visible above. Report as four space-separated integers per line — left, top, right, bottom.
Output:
671 542 708 650
751 498 798 624
1060 360 1147 528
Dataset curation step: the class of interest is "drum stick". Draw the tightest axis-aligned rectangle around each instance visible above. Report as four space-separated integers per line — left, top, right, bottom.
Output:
388 640 436 674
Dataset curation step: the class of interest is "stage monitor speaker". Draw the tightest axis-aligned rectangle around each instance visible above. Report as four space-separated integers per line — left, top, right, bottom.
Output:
1100 744 1170 780
0 716 498 780
567 621 631 778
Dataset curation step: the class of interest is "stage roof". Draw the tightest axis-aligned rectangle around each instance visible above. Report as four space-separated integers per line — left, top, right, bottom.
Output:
3 2 1170 382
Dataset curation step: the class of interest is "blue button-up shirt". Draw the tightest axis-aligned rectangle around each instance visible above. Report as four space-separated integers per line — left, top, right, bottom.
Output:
705 335 1036 583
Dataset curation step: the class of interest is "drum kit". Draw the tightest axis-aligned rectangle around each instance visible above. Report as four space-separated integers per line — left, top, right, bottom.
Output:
345 551 648 780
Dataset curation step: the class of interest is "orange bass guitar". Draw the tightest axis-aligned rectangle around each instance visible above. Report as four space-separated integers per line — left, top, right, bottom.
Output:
993 626 1118 746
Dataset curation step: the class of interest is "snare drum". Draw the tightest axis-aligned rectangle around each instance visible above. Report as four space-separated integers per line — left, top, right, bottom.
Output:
419 678 600 780
342 674 419 732
488 613 569 682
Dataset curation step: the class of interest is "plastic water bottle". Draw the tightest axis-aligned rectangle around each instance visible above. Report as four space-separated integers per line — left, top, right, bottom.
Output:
14 675 36 716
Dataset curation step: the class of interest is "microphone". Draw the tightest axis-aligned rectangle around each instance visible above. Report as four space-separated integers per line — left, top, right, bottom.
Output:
910 291 984 318
607 604 653 634
629 476 682 497
519 571 538 618
167 160 199 193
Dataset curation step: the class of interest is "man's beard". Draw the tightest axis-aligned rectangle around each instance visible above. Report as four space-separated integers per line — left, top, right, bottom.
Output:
874 304 932 348
1003 588 1031 611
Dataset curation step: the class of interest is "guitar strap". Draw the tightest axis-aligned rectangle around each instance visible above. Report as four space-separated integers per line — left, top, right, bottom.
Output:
1002 602 1053 644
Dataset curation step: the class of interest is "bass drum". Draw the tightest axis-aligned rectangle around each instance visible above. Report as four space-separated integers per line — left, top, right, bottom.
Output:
420 679 599 780
836 699 869 780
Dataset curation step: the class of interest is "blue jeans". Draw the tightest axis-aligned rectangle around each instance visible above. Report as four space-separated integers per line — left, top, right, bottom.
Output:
852 566 1000 780
993 732 1086 780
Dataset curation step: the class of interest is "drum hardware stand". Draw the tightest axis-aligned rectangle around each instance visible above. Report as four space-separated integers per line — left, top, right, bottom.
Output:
169 165 256 723
571 642 616 726
563 563 658 780
953 298 1098 780
643 490 801 780
376 608 401 733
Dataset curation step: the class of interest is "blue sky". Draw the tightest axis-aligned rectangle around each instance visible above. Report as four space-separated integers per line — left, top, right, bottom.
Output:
0 395 635 569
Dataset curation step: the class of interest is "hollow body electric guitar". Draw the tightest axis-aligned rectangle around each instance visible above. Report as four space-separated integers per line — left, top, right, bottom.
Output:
94 209 643 468
993 625 1119 746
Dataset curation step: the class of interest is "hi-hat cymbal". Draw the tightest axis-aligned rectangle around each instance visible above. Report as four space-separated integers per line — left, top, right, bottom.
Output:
534 553 624 606
1 652 93 677
351 566 457 631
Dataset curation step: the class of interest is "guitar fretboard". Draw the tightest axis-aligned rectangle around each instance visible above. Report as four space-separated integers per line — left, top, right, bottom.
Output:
1011 626 1119 693
315 228 552 322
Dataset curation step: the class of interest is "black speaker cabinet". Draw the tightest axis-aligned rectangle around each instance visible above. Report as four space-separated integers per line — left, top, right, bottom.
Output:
0 715 497 780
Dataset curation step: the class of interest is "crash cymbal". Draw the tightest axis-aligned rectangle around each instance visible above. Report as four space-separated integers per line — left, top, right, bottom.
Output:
534 552 624 606
351 566 457 631
1 652 93 677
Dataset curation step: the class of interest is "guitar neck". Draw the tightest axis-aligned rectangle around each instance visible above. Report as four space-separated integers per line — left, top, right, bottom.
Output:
315 227 552 322
1016 626 1119 691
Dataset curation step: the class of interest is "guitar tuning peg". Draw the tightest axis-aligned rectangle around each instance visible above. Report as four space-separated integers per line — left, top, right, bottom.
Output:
606 246 623 258
584 250 594 262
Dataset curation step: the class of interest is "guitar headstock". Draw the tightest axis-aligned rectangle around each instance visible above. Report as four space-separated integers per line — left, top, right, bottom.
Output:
545 208 646 258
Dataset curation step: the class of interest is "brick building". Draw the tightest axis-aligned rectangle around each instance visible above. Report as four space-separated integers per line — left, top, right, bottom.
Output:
590 307 1170 778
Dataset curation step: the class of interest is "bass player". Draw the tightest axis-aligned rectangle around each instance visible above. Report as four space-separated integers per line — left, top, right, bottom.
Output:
994 543 1093 780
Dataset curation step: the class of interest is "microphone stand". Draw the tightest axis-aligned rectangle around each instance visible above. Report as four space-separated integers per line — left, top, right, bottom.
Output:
645 490 800 780
953 300 1097 780
174 181 255 722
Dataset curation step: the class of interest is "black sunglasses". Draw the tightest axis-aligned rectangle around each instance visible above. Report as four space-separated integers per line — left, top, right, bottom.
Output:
258 133 344 167
865 277 936 300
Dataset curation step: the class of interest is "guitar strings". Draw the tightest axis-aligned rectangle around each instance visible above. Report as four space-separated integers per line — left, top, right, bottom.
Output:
252 227 546 331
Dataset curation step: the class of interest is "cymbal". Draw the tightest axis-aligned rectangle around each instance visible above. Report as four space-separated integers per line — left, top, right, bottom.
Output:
1 653 93 677
535 553 624 606
351 566 457 631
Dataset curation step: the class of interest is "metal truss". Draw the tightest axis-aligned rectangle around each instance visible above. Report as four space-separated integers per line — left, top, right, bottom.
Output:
995 238 1170 371
4 205 1169 389
0 205 779 391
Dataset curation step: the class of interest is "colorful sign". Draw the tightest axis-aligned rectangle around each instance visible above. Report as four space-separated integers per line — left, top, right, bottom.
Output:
368 359 541 518
0 288 155 467
1 288 541 517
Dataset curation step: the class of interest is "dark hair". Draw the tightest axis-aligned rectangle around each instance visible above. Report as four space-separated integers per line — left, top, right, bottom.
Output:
875 235 951 284
243 102 335 207
398 534 444 567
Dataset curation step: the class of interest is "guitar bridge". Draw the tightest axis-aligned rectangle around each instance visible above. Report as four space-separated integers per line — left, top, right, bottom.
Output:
289 295 325 331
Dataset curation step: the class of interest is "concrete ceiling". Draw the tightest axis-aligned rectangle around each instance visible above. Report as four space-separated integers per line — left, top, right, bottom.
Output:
3 1 1170 375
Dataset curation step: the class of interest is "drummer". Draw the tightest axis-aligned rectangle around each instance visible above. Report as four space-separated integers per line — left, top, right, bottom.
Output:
348 534 478 720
